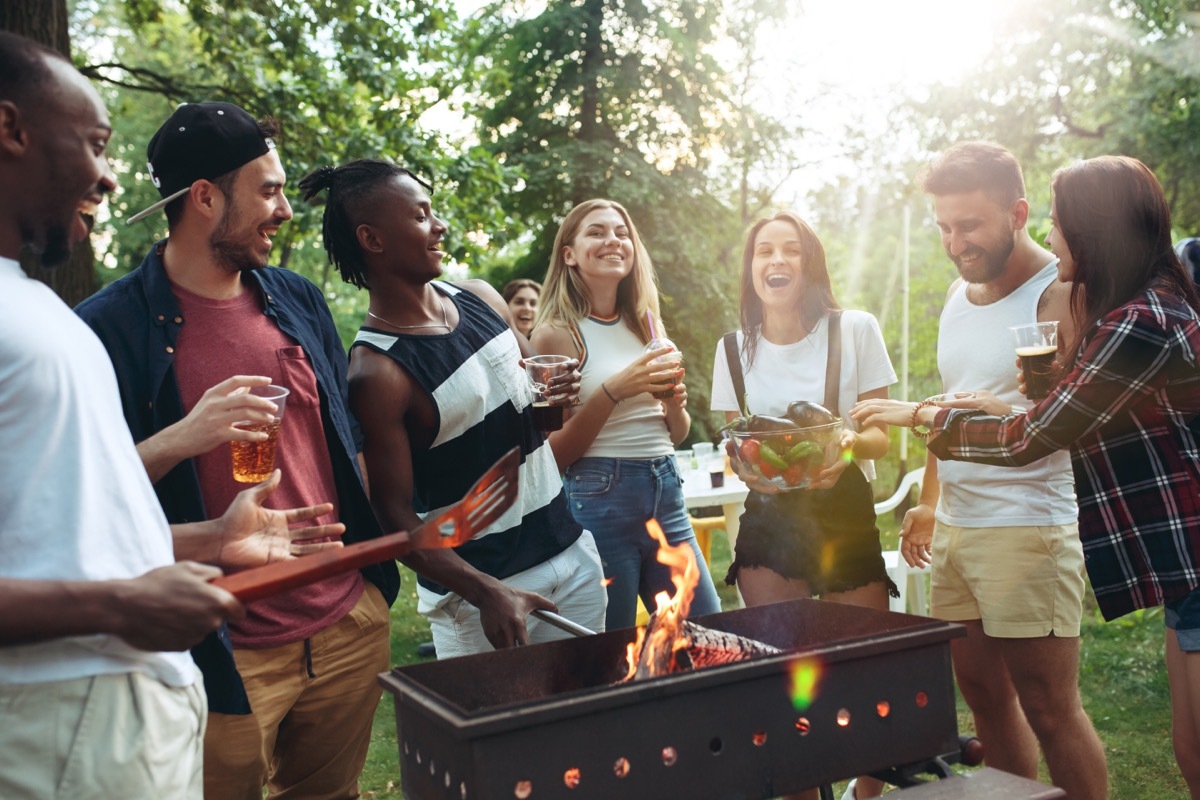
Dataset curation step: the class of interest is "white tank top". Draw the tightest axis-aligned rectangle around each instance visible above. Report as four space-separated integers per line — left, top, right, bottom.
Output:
936 262 1077 527
576 316 674 459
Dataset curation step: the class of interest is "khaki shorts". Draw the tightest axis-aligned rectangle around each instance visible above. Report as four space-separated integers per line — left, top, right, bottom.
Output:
0 670 205 799
931 521 1085 638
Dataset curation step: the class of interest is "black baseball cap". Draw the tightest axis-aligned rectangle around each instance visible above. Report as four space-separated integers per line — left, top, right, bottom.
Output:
127 101 275 224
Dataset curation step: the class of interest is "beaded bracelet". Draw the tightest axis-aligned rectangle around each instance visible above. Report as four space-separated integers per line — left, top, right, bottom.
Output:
910 399 937 439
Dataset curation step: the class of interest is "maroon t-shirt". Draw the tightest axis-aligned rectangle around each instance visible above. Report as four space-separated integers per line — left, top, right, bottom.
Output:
171 280 362 648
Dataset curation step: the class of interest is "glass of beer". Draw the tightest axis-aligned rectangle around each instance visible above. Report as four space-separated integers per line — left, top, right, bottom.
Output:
524 355 573 432
644 337 683 400
1011 322 1059 400
231 385 289 483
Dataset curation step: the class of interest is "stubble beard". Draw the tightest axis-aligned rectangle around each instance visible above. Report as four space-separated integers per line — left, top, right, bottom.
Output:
209 201 269 274
954 237 1013 284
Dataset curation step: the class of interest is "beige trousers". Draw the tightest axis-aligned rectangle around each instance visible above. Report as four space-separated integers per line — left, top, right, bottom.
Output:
0 670 206 799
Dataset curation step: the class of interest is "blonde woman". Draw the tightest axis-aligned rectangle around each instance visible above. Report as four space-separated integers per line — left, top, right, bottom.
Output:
532 199 721 630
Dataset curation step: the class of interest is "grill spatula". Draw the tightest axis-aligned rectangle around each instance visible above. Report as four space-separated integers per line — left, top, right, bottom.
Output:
212 446 521 603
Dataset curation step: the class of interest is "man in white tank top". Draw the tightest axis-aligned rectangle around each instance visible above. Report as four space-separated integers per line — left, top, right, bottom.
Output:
906 143 1107 798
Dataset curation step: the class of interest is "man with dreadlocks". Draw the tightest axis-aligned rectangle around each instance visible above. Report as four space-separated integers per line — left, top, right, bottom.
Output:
299 159 607 656
75 104 398 800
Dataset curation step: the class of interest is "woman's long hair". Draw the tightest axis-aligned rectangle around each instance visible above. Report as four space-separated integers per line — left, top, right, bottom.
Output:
1053 156 1200 368
739 211 840 369
536 199 661 343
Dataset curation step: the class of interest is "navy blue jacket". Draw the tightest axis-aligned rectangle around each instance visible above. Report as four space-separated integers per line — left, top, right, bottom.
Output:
75 242 399 714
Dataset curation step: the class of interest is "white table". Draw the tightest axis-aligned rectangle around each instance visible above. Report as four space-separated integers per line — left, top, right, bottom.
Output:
679 468 749 552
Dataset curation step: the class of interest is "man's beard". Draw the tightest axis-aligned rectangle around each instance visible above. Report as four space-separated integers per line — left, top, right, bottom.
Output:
18 219 73 268
39 225 73 267
209 203 268 274
954 237 1012 284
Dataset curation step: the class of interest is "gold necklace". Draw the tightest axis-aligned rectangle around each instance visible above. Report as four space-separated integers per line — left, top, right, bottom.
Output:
367 295 450 330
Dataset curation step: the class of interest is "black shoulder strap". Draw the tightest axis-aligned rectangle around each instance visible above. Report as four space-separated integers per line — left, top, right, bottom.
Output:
723 331 748 417
824 311 842 413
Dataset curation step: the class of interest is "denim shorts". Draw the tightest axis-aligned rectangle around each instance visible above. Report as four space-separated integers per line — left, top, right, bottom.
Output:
1165 585 1200 652
728 464 897 598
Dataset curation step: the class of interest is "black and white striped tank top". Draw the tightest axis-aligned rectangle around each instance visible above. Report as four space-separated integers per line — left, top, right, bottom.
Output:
351 282 581 594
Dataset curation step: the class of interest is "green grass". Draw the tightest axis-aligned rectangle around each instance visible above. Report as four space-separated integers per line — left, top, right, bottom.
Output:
359 518 1184 798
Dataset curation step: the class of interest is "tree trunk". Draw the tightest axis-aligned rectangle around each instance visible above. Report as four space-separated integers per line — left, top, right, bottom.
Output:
1 0 99 307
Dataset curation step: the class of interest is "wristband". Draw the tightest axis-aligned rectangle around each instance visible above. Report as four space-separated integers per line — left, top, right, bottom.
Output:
910 399 937 439
601 382 619 405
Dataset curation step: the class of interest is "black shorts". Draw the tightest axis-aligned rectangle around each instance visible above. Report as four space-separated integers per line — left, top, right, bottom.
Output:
726 465 898 598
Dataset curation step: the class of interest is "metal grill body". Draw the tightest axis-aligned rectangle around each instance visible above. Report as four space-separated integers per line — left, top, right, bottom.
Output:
380 599 965 800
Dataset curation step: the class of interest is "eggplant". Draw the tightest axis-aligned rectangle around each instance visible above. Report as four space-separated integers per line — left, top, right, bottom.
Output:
785 400 836 427
746 414 797 433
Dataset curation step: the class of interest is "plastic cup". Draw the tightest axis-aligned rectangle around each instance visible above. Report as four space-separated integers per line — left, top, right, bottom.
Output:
525 355 573 431
644 337 683 399
1011 322 1059 400
231 385 289 483
708 455 726 488
692 442 714 468
675 450 694 476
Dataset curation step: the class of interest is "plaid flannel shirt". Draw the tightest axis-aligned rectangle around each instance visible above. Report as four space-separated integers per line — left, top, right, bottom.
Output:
928 285 1200 620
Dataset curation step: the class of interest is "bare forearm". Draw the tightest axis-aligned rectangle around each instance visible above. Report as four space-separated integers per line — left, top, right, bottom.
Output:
850 425 889 460
665 405 690 446
170 519 223 563
547 389 619 469
137 425 190 483
0 578 126 645
400 548 505 607
918 449 940 508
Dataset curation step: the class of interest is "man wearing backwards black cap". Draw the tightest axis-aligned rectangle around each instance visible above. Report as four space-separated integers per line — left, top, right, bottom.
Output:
76 102 399 799
0 33 345 799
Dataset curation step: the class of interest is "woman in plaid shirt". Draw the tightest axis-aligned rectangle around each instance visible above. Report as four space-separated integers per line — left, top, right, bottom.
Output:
854 156 1200 797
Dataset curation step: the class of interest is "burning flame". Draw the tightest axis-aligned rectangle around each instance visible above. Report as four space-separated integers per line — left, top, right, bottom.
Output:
622 519 701 680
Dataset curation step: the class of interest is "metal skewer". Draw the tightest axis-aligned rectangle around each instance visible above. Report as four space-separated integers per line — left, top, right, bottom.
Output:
531 609 596 638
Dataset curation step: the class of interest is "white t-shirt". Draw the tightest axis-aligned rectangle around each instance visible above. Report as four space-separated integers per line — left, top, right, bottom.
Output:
711 310 897 479
0 257 195 687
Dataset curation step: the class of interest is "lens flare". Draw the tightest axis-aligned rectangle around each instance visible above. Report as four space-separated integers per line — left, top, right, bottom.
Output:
787 656 823 711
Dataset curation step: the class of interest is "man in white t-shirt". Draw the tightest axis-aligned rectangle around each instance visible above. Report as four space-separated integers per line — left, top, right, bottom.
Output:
906 142 1106 798
0 32 341 799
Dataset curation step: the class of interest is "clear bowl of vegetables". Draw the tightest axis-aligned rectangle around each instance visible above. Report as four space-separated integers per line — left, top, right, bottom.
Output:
724 403 845 491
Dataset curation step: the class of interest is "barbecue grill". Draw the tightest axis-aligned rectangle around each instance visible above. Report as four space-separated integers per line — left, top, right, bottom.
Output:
380 599 968 800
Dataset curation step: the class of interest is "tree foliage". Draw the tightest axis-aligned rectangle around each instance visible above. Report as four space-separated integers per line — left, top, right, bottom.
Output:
911 0 1200 232
68 0 514 340
468 0 772 441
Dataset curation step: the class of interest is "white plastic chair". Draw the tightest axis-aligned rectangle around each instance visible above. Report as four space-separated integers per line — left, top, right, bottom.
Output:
874 467 928 615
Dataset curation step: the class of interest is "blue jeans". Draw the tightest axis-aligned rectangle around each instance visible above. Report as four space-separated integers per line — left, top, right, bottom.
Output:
563 455 722 631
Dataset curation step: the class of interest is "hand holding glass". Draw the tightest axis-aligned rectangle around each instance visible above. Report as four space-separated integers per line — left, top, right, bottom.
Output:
644 337 683 399
525 355 573 432
1011 322 1058 400
231 385 289 483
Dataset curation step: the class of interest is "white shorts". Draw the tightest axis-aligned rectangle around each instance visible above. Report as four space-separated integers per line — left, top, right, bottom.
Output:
423 531 607 658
